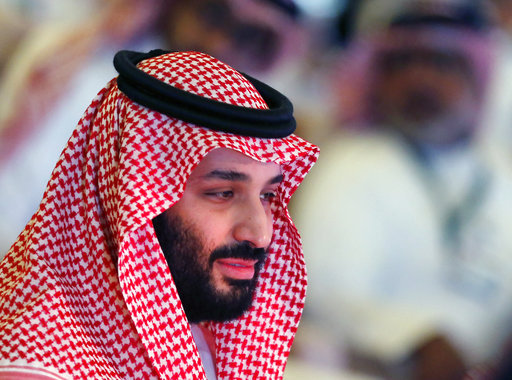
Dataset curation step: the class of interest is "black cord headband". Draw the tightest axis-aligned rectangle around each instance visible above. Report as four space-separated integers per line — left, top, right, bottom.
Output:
114 49 296 138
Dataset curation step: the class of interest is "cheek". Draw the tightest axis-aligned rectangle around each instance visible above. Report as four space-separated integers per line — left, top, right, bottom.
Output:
443 79 473 103
191 213 233 251
376 78 406 102
266 211 274 236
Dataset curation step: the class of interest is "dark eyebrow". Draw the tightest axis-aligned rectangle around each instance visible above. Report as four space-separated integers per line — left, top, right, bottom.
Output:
203 170 283 185
269 174 284 185
204 170 249 181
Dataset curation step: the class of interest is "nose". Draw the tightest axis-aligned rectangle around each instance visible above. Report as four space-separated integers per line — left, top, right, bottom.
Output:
233 198 273 249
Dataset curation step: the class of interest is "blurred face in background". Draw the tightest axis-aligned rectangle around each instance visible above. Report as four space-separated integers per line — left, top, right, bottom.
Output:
161 0 287 74
371 28 480 147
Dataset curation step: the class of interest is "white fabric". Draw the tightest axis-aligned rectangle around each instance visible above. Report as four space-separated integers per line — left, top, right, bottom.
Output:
295 131 512 365
191 324 217 380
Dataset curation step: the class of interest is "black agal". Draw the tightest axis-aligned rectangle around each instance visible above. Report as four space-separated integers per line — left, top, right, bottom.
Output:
114 49 296 138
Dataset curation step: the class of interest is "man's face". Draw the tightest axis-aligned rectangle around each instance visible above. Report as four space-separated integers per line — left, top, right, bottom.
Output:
153 148 282 323
372 39 479 146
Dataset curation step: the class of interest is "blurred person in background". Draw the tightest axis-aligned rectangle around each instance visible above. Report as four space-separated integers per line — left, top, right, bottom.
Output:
292 0 512 379
156 0 304 78
0 0 311 259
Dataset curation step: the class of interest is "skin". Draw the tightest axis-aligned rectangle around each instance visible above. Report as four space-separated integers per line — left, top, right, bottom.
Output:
412 335 466 380
161 147 282 297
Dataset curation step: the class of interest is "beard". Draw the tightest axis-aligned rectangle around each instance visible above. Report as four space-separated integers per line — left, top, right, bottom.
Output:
380 88 477 147
152 211 268 323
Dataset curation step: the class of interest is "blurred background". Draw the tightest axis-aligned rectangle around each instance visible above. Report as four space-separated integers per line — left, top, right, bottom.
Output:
2 0 512 379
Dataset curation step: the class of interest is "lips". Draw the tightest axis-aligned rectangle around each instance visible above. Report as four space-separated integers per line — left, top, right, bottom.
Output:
214 258 259 280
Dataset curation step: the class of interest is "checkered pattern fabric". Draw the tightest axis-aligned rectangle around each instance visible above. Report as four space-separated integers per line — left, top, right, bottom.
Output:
0 51 319 379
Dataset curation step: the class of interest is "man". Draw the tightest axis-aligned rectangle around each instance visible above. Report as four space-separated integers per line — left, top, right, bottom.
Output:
0 50 319 379
293 1 512 380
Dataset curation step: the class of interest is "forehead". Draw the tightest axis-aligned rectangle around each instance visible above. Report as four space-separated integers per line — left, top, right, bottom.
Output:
189 148 282 180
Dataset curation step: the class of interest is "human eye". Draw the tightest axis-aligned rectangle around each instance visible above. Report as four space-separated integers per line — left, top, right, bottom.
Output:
260 190 278 203
204 190 233 201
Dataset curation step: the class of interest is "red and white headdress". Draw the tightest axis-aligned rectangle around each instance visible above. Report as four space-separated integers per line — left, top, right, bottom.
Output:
0 51 319 379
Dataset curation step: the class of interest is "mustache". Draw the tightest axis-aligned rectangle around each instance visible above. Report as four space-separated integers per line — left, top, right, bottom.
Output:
208 242 268 266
